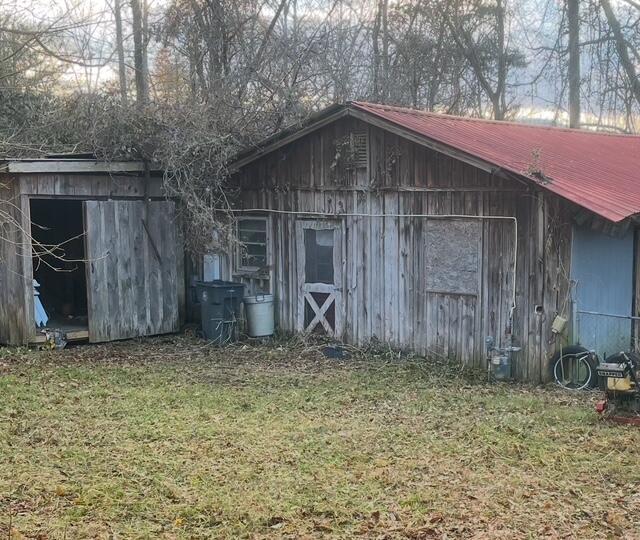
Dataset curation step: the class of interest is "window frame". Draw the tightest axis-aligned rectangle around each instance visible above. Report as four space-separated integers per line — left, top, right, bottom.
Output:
303 227 336 285
234 215 271 275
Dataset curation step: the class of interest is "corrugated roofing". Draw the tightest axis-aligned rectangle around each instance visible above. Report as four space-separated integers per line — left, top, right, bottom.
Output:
352 101 640 223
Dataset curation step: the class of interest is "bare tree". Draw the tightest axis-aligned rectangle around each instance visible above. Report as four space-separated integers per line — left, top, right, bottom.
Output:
130 0 149 106
568 0 580 127
2 0 640 260
112 0 128 105
600 0 640 107
446 0 521 120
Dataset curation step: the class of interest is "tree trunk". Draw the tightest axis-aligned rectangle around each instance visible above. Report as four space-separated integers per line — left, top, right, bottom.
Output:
381 0 389 102
568 0 580 128
130 0 148 107
494 0 506 120
113 0 127 106
445 2 508 120
142 0 149 97
372 2 381 101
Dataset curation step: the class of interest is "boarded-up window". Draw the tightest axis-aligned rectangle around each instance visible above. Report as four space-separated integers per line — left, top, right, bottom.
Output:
425 220 480 295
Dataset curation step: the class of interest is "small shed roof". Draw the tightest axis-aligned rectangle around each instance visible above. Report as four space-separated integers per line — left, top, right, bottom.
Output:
0 159 148 174
234 102 640 223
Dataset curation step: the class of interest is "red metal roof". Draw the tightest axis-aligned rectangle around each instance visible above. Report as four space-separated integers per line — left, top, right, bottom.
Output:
352 101 640 223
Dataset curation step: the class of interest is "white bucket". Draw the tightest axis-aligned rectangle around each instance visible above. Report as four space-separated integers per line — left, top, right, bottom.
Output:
243 294 275 337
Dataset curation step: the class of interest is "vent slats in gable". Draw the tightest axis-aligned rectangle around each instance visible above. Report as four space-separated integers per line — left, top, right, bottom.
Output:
351 132 368 169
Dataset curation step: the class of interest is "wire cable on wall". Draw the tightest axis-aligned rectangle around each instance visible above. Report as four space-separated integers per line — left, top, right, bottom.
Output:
233 208 519 321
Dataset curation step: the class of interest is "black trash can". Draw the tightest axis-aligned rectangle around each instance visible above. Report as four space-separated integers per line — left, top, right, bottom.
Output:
195 280 245 344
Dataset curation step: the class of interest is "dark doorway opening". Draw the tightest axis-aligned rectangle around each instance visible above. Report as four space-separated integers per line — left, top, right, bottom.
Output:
30 199 88 333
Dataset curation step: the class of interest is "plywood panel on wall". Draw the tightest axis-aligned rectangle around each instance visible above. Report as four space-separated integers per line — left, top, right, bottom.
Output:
425 220 481 295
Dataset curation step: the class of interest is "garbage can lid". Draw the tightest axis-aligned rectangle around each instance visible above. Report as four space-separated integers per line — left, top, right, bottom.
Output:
195 280 245 289
244 294 274 304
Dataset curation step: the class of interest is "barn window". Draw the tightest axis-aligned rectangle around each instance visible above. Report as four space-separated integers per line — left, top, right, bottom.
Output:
236 216 269 272
425 220 480 295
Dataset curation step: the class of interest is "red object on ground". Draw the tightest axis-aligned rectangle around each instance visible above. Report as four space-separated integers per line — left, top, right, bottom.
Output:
609 415 640 426
594 399 640 425
351 102 640 223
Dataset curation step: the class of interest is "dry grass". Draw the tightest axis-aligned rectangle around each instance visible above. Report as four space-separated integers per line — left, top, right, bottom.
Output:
1 336 640 539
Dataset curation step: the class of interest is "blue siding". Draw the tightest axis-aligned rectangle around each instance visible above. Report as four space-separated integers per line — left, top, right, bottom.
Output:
571 225 634 357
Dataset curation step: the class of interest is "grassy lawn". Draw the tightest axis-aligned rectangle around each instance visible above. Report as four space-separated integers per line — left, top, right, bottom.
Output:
2 337 640 539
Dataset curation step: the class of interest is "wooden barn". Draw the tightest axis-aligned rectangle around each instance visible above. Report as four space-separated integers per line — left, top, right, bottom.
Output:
227 102 640 383
0 157 184 345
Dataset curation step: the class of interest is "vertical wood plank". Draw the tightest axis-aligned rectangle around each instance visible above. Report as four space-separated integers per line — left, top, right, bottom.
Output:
232 121 573 382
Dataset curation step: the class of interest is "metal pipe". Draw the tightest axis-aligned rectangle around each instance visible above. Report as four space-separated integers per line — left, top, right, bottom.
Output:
577 309 640 321
233 208 519 324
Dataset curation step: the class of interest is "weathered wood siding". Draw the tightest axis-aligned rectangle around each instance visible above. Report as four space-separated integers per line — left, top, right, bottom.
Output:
17 173 164 199
235 117 574 382
85 200 181 342
0 172 183 345
0 177 32 344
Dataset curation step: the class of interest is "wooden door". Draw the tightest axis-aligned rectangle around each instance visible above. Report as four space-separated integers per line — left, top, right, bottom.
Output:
84 200 180 342
296 220 345 338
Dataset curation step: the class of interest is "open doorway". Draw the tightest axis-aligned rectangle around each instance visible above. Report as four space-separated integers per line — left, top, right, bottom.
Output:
30 199 88 335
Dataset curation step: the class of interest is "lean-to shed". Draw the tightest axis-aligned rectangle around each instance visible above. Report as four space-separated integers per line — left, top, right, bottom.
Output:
0 157 185 345
228 102 640 383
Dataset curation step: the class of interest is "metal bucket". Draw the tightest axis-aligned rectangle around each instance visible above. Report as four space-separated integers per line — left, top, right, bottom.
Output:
243 294 275 337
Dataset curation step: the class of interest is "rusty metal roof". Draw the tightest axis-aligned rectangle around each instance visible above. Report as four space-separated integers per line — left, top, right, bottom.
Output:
352 102 640 223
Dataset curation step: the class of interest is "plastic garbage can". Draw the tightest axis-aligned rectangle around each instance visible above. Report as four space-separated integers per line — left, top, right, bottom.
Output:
195 280 245 344
244 294 275 337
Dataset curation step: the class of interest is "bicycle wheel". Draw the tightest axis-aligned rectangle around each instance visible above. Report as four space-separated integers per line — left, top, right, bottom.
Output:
551 345 597 390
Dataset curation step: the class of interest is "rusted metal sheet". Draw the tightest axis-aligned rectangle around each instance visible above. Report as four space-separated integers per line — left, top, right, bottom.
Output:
352 102 640 223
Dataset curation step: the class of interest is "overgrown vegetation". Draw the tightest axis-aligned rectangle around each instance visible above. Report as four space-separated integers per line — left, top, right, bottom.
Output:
0 94 246 254
2 0 640 255
2 338 640 538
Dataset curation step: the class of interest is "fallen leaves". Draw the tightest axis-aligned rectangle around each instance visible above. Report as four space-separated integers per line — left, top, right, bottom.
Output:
2 336 640 538
605 509 626 530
